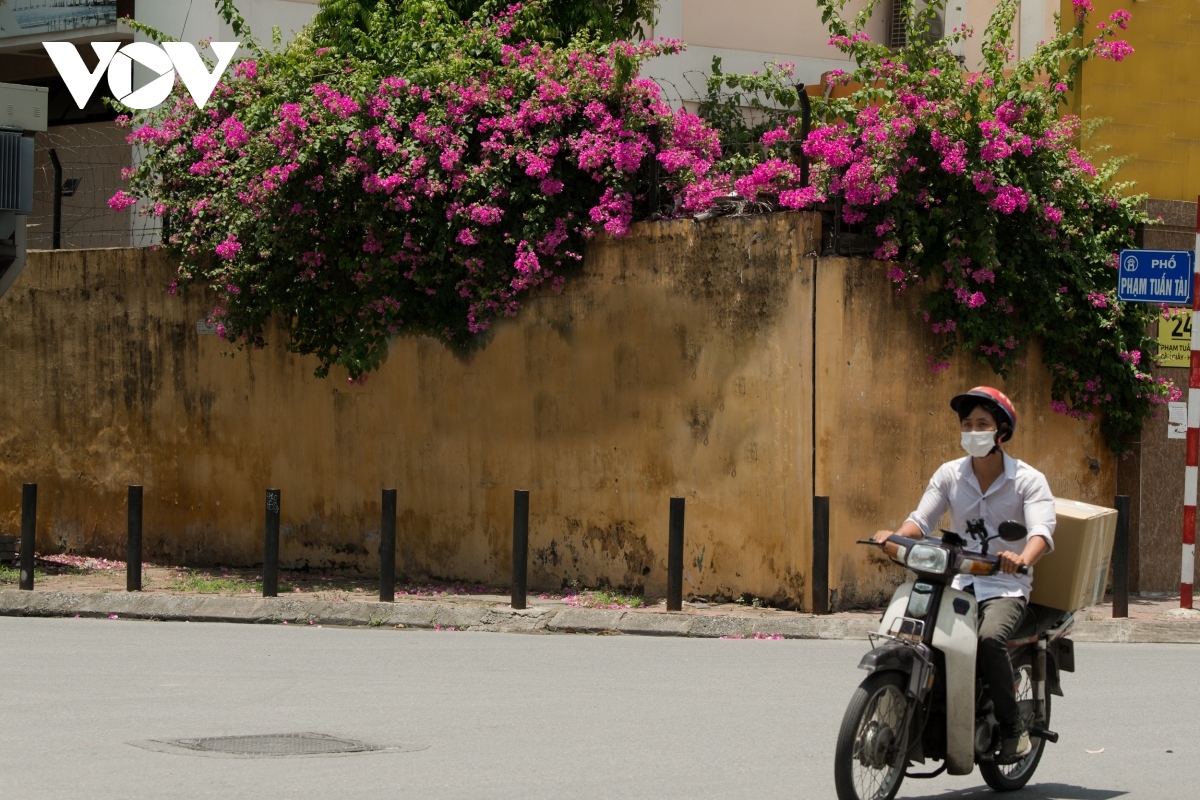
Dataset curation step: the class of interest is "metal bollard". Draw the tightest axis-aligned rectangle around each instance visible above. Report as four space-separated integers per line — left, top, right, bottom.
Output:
127 486 143 592
49 149 62 250
812 496 830 614
263 489 280 597
667 497 685 611
1112 495 1130 619
19 484 36 591
380 489 397 603
511 490 529 610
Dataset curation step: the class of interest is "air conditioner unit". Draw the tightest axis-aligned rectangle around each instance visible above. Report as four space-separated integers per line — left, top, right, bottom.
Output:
0 83 47 300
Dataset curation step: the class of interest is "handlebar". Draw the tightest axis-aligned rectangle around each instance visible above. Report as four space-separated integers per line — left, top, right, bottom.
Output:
858 536 1030 576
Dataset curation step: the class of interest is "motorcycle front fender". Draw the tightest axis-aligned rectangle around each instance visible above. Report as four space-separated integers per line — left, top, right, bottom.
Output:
857 643 918 675
930 586 978 776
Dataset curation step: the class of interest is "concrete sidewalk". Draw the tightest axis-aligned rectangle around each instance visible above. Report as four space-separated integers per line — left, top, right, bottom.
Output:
2 589 1198 643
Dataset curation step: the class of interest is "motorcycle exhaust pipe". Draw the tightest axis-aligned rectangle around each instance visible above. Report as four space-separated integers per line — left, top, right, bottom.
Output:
1029 727 1059 744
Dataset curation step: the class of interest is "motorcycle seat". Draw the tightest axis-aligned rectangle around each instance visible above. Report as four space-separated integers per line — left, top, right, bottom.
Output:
1009 603 1073 641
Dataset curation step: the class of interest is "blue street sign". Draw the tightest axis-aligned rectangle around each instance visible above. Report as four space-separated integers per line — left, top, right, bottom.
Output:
1117 249 1195 305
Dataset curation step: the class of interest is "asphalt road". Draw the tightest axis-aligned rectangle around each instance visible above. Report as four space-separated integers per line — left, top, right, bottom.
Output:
0 617 1194 800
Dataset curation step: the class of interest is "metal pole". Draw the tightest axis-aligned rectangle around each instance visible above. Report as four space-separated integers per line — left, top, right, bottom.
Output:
813 495 830 614
19 484 36 591
832 196 842 255
49 149 62 250
1183 198 1200 610
797 85 811 188
511 490 529 610
263 489 280 597
380 488 396 603
667 497 685 611
1112 495 1130 618
647 124 660 217
127 485 143 592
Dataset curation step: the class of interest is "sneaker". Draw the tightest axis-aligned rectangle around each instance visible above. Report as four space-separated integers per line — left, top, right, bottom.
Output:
998 730 1032 763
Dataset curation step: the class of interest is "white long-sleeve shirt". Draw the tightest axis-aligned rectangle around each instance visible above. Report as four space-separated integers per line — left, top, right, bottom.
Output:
905 453 1056 602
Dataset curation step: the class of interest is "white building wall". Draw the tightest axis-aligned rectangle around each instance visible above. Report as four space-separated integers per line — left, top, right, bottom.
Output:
647 0 873 105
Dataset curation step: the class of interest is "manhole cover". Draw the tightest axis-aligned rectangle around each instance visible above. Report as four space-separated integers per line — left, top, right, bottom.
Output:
173 733 382 756
129 732 428 758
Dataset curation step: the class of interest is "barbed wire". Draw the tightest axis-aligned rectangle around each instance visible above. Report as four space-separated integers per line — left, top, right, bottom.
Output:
27 124 132 250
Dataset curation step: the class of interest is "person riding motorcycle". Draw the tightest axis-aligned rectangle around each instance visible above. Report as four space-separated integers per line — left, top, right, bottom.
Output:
872 386 1057 762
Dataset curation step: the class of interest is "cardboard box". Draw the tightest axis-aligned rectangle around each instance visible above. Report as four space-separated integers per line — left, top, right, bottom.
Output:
1029 498 1118 612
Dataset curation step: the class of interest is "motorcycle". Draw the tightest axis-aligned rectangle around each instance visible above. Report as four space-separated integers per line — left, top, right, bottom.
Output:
833 521 1076 800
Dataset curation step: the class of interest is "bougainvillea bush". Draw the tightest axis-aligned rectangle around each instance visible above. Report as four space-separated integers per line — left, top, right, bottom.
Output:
117 0 714 378
119 0 1166 453
689 0 1171 453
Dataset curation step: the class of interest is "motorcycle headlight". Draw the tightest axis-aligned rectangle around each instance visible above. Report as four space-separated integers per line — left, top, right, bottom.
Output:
905 544 949 574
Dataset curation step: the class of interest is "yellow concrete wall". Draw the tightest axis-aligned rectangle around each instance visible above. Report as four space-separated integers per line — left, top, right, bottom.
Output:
1067 0 1200 203
0 218 1120 608
814 258 1117 606
0 214 818 606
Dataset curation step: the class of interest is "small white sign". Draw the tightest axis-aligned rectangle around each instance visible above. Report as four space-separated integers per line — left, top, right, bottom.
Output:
1168 402 1188 440
196 319 218 335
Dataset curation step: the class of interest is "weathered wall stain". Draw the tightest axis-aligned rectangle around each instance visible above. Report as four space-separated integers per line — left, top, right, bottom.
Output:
814 257 1117 606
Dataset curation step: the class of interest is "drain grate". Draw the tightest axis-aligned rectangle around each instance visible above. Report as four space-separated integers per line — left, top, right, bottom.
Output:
161 733 385 756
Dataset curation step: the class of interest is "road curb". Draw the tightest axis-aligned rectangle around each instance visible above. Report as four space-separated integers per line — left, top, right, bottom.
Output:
1 591 1198 642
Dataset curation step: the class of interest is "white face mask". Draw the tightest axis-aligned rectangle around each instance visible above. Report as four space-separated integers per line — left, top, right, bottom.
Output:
961 430 998 458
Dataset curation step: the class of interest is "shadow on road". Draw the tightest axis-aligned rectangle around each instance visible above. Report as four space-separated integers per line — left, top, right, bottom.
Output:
902 783 1127 800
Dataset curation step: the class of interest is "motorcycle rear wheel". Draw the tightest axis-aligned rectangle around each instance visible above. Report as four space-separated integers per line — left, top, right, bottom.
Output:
979 661 1051 792
834 671 910 800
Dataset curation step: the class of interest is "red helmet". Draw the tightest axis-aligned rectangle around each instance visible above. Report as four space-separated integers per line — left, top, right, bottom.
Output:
950 386 1017 441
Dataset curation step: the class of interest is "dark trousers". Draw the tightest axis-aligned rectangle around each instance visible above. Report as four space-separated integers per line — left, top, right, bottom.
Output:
977 596 1027 734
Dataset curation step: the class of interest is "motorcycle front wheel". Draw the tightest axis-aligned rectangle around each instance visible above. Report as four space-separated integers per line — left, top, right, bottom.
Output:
979 660 1051 792
834 671 910 800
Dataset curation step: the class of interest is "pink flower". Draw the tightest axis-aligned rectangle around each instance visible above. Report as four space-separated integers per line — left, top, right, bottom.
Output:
312 83 361 118
1120 349 1142 365
215 234 241 260
588 188 632 237
972 171 996 194
760 126 791 148
109 190 137 211
514 241 540 275
989 186 1029 215
1096 40 1134 61
778 186 820 208
468 204 504 226
221 116 250 149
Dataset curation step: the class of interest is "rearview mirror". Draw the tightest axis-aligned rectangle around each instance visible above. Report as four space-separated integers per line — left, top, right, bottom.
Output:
998 520 1028 542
